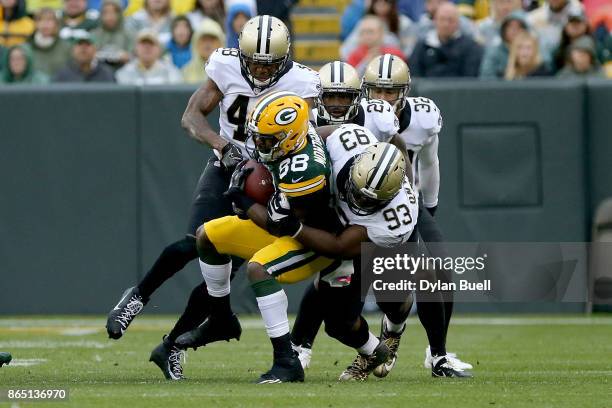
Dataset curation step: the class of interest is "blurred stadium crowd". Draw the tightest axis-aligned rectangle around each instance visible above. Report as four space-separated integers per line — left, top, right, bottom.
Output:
0 0 610 84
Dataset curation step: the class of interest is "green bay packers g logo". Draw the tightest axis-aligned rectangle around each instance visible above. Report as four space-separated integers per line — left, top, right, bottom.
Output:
275 107 298 125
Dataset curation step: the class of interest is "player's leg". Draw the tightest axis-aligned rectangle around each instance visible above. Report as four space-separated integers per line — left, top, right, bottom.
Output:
373 295 413 378
418 204 472 371
290 281 324 369
175 216 276 350
247 237 341 383
318 271 390 381
106 157 232 339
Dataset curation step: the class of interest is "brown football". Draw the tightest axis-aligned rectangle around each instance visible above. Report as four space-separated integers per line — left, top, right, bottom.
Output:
243 160 275 205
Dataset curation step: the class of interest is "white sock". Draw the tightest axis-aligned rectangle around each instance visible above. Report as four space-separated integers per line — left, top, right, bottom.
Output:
199 260 231 297
256 290 290 338
357 332 379 355
384 314 406 334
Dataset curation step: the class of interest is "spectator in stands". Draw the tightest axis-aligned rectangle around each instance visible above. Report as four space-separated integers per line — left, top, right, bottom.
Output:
93 0 133 69
340 3 405 61
29 7 72 77
182 17 223 84
0 0 35 47
1 43 49 83
187 0 225 29
476 0 523 48
557 35 605 78
347 15 405 74
369 0 416 56
116 29 182 84
54 30 115 81
225 2 251 49
504 31 550 79
411 2 483 77
59 0 98 40
257 0 298 33
417 0 475 40
125 0 173 45
527 0 582 63
551 9 591 73
166 15 191 69
480 11 528 78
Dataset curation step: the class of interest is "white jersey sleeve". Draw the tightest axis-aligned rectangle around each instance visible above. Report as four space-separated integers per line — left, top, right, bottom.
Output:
418 134 440 208
364 180 419 247
279 62 321 100
360 98 400 142
204 47 240 93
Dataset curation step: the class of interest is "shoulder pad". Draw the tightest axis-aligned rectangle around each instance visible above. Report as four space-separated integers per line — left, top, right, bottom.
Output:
408 97 442 136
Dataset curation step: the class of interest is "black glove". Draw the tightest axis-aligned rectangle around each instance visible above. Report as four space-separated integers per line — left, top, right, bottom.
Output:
220 142 243 171
266 191 302 237
426 205 438 217
223 160 255 218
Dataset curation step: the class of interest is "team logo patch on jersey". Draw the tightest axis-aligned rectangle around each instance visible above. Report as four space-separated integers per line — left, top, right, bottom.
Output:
275 107 298 125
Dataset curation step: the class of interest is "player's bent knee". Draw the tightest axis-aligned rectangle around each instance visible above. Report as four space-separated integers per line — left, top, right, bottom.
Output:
247 262 269 282
161 236 198 264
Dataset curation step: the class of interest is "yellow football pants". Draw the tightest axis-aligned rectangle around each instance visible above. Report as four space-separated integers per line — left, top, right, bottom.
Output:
203 216 341 284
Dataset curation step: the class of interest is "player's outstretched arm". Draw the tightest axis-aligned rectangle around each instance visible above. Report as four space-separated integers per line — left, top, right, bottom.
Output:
418 134 440 210
295 224 367 259
181 79 226 151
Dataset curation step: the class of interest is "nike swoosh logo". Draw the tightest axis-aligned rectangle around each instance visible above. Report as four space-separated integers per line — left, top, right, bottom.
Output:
292 177 304 183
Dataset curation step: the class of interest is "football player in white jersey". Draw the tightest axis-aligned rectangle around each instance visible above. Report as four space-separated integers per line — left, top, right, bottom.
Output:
362 54 473 372
312 61 398 142
105 15 321 380
267 125 428 379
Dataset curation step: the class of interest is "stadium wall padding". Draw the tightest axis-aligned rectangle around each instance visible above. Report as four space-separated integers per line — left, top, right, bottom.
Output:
0 81 609 315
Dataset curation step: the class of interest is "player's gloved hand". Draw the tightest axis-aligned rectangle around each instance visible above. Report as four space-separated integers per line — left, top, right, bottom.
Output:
220 142 243 172
426 205 437 217
223 160 255 218
266 191 302 237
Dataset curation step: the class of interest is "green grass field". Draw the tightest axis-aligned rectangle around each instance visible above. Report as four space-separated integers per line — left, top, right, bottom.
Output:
0 315 611 408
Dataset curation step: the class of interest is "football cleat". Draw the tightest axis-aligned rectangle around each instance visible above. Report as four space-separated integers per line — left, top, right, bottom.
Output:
292 343 312 369
0 352 12 367
257 352 305 384
106 286 148 339
175 314 242 350
149 336 185 380
338 341 390 381
424 346 473 370
372 318 405 378
431 355 473 378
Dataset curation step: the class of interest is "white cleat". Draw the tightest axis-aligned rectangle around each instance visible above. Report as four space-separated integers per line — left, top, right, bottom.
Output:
424 346 473 370
292 343 312 369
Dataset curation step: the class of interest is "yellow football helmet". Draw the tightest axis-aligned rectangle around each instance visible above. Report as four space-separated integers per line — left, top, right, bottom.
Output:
246 91 310 163
239 15 291 90
347 142 406 215
362 54 411 111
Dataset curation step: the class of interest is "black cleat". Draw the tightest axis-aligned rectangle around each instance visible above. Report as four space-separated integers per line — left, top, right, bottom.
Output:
0 352 12 367
149 336 185 380
257 352 304 384
339 341 390 381
373 318 404 378
175 314 242 350
106 286 148 339
432 356 473 378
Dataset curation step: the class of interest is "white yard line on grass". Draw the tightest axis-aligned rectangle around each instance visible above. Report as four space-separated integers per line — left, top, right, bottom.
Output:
6 358 48 367
0 316 610 332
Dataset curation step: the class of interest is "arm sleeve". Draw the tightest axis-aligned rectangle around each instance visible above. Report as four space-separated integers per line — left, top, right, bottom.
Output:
374 100 400 142
418 134 440 208
367 227 404 248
